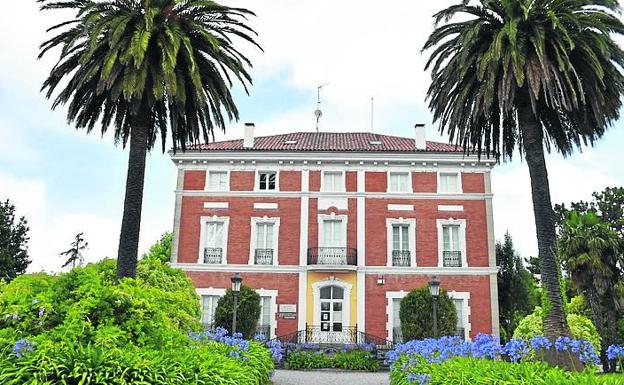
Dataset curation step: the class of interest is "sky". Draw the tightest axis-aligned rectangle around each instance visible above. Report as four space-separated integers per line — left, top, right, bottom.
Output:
0 1 623 273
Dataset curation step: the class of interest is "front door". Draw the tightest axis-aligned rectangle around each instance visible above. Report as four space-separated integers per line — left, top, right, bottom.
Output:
320 285 344 332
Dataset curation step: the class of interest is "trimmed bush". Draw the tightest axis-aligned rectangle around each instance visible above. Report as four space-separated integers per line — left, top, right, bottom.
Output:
400 287 457 340
513 307 601 352
284 349 379 372
390 356 601 385
214 285 261 339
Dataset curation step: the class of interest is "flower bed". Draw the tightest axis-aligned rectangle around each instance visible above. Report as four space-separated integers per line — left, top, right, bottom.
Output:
387 334 603 385
279 343 379 372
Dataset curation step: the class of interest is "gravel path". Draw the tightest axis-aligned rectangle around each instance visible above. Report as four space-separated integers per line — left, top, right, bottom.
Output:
272 369 390 385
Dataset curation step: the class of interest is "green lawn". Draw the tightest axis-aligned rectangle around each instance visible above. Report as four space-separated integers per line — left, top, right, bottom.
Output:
598 374 624 385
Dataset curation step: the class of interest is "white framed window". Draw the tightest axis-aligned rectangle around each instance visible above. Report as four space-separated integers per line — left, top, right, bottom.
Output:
316 214 350 265
448 291 471 340
436 218 467 267
387 172 412 193
386 291 407 342
256 171 278 191
249 217 280 265
386 218 416 267
196 288 226 327
321 171 345 192
256 289 278 339
199 216 230 264
437 172 462 193
206 170 229 191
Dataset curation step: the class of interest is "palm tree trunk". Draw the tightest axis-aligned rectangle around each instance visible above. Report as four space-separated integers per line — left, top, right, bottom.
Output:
518 102 578 370
116 117 149 279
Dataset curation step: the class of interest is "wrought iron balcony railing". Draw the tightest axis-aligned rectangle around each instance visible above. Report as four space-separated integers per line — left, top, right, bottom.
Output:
307 247 357 266
392 250 411 266
203 247 223 264
255 324 271 339
392 326 404 343
443 251 462 267
254 249 274 265
455 327 466 338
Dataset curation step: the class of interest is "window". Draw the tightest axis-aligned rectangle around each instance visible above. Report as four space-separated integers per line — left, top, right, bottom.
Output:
199 216 229 264
258 171 277 191
453 299 465 337
200 295 220 327
322 220 345 248
207 171 228 191
448 293 471 340
436 219 467 267
254 222 274 264
386 218 416 267
322 171 344 192
392 298 403 343
388 172 411 192
256 296 272 339
438 172 460 193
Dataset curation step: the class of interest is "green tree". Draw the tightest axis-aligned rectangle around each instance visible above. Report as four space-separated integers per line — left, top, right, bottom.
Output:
400 287 457 341
496 232 539 341
39 0 260 279
559 211 622 371
0 199 30 282
214 285 261 339
59 232 88 269
423 1 624 367
142 232 172 264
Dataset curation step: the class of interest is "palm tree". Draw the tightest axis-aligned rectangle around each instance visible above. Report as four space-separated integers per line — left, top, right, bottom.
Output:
423 0 624 367
559 211 622 371
39 0 260 279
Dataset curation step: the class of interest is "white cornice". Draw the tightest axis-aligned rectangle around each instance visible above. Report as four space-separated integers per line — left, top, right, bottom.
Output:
176 190 493 200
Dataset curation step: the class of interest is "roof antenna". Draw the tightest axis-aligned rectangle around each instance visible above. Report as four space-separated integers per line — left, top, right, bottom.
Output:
370 97 374 133
315 83 329 132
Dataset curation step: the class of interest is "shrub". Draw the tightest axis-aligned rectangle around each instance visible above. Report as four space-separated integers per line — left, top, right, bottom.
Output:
400 287 457 341
513 307 601 352
390 356 600 385
284 348 379 371
0 258 274 385
214 285 261 339
568 295 593 318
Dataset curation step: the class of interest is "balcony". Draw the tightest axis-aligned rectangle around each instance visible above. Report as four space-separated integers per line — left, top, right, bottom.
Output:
255 324 271 340
392 250 411 267
443 251 462 267
254 249 274 265
203 247 223 264
307 247 357 270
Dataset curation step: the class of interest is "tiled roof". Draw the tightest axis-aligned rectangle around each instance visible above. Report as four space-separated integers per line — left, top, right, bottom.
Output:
188 132 462 153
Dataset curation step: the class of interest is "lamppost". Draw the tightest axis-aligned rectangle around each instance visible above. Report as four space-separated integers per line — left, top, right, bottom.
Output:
428 275 441 338
230 273 243 335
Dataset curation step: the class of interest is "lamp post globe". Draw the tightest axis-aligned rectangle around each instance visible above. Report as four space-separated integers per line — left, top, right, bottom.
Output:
428 276 441 338
230 273 243 335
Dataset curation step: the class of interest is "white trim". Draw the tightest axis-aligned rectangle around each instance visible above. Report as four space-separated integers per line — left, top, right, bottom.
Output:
317 213 348 248
171 169 185 263
196 287 227 297
357 195 365 267
448 291 472 340
198 216 230 264
318 197 348 210
298 271 307 330
321 170 346 192
436 218 467 268
387 171 413 193
248 217 280 266
357 271 365 332
256 288 279 339
254 170 280 192
178 190 492 200
205 170 230 192
437 171 463 194
204 202 229 209
386 218 417 267
388 204 414 211
312 278 352 327
438 205 463 212
171 263 498 275
253 202 278 210
385 290 408 342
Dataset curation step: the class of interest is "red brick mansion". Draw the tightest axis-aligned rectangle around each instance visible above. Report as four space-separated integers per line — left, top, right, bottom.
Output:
169 124 499 342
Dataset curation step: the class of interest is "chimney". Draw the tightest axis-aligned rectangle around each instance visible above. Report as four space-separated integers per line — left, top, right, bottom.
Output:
243 122 255 148
414 123 426 150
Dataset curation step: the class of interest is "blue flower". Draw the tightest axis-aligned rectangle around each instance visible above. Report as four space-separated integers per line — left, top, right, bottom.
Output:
530 336 552 351
502 339 529 362
38 307 45 318
12 313 18 321
407 373 431 385
13 339 35 358
607 345 624 361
